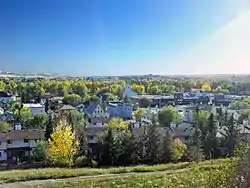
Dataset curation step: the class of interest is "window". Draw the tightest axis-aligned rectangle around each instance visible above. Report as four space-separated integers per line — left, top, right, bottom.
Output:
7 140 12 144
24 139 29 143
0 142 1 145
0 152 1 157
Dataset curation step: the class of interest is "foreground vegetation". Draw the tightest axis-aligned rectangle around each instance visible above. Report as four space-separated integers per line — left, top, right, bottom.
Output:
0 158 231 183
9 160 232 188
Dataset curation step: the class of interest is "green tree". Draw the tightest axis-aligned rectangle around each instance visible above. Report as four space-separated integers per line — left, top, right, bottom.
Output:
138 97 152 108
0 80 6 91
161 129 173 163
158 106 178 127
134 108 148 122
222 113 241 156
203 113 219 159
0 121 10 132
63 94 82 106
33 140 49 162
45 114 53 140
171 138 187 162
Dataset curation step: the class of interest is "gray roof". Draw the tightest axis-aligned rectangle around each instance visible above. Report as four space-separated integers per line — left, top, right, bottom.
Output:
59 105 75 111
85 102 99 115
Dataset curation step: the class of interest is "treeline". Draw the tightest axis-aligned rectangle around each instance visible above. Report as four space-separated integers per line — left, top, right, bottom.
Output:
1 77 250 104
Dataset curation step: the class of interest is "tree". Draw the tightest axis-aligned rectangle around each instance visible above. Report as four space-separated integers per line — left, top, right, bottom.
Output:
222 113 241 157
0 80 6 91
30 114 48 129
45 114 53 140
158 106 178 127
138 97 152 108
48 119 79 167
45 98 49 114
201 83 212 92
108 117 128 129
203 113 219 159
98 128 115 166
33 140 48 162
144 122 163 164
0 121 10 132
63 94 82 106
134 108 148 122
239 109 250 123
161 129 173 163
171 138 187 162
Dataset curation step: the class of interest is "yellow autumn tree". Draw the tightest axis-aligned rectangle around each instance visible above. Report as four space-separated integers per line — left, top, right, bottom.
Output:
48 119 78 167
201 83 212 92
108 117 128 129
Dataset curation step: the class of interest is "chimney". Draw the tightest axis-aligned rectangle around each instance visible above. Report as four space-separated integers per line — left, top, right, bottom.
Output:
14 123 22 130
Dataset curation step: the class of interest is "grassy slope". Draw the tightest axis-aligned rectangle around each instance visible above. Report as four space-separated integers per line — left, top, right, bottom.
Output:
16 165 228 188
0 158 231 184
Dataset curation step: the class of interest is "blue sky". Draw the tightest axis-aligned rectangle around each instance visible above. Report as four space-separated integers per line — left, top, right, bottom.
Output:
0 0 249 76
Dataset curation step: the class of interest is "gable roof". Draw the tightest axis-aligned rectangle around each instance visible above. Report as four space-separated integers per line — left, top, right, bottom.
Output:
0 130 44 142
85 102 99 115
59 105 75 111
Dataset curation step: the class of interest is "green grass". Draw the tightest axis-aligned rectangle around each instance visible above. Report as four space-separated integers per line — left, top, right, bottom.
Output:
22 165 228 188
0 158 232 184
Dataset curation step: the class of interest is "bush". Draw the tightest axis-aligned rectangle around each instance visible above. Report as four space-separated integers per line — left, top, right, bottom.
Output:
74 156 97 168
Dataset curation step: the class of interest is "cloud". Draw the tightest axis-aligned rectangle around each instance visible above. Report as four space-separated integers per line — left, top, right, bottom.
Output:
176 7 250 75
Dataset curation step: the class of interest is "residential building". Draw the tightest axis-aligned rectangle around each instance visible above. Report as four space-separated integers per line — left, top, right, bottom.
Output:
170 122 193 145
141 112 153 125
0 91 16 104
23 103 45 117
122 84 138 98
0 124 44 162
107 101 132 119
84 102 109 126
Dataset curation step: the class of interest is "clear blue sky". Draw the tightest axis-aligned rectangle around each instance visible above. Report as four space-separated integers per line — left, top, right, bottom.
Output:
0 0 249 76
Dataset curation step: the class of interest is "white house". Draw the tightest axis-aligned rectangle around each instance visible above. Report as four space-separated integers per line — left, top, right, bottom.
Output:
23 103 45 117
0 91 16 104
84 102 109 126
0 124 44 162
141 112 153 125
123 84 138 98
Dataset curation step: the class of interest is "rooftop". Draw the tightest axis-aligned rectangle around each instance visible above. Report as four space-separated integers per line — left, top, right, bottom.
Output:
0 129 44 142
23 103 43 108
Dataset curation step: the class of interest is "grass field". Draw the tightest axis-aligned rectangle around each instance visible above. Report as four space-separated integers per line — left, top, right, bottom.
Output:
19 164 229 188
0 158 232 184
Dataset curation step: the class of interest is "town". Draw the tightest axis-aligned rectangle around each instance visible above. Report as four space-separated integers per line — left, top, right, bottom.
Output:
0 76 249 169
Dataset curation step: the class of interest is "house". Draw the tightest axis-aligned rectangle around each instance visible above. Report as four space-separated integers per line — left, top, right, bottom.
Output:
23 103 45 117
107 101 132 119
170 122 193 145
0 91 16 104
141 112 153 125
0 124 44 162
84 102 109 126
122 84 138 98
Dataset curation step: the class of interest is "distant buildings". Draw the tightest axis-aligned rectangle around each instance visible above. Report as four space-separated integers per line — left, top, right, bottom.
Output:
0 91 16 104
122 84 138 98
107 101 132 119
23 103 45 117
0 123 44 162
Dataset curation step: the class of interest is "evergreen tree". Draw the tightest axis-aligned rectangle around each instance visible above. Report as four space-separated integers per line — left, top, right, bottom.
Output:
203 113 219 159
99 128 115 166
161 129 172 163
223 113 241 156
45 98 49 114
192 115 204 161
45 114 53 140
